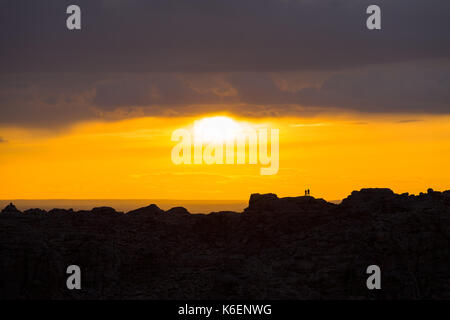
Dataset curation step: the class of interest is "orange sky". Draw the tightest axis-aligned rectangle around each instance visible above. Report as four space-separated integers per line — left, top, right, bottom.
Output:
1 113 449 201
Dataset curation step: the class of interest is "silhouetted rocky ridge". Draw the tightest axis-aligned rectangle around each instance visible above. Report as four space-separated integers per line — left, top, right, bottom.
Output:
1 188 449 299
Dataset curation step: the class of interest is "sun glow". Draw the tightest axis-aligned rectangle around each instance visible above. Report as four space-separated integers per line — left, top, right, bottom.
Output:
1 115 450 201
193 116 241 144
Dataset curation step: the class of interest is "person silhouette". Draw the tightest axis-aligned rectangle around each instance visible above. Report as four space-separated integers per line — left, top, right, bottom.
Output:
304 189 307 196
307 189 310 196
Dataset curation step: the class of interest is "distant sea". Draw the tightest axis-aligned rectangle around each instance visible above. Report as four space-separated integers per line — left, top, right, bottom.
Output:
0 199 248 214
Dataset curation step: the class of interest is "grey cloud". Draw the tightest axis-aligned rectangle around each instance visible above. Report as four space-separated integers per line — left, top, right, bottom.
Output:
93 74 230 108
293 64 450 113
1 0 450 128
0 74 97 127
1 62 449 128
227 64 450 114
395 119 422 123
1 0 449 73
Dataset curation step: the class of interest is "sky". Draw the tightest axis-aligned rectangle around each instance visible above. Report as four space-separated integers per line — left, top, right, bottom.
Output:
0 0 449 202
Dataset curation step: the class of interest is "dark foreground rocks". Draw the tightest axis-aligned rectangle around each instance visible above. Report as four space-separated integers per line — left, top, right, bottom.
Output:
1 188 450 299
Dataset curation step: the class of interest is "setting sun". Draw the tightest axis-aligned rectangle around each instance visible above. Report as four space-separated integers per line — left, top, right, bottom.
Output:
193 116 241 144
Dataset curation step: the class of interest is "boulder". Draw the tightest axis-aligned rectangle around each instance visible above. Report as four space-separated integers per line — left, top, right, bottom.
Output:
245 193 333 213
245 193 279 212
1 203 21 214
127 204 164 216
340 188 396 212
165 207 190 215
91 206 122 216
23 208 47 215
48 208 74 215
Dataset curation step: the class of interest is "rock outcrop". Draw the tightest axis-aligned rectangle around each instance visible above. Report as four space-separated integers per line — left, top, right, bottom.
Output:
48 208 74 215
245 193 334 213
166 207 190 215
0 188 449 299
127 204 164 216
91 206 122 216
1 203 21 214
23 208 47 215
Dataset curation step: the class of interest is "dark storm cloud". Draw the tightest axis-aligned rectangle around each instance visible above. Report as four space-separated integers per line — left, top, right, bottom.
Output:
1 0 449 72
0 74 98 127
0 0 450 127
93 74 228 108
2 62 448 128
92 63 450 114
283 64 450 114
227 64 450 114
